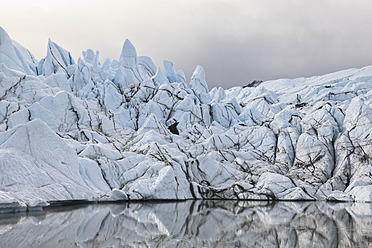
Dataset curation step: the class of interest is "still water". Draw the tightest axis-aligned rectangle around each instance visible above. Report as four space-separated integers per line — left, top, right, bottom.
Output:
0 200 372 247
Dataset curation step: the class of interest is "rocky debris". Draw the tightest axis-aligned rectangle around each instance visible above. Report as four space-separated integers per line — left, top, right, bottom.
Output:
243 80 263 88
0 26 372 207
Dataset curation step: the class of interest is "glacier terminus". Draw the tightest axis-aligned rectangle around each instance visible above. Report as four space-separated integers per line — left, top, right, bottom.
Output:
0 26 372 210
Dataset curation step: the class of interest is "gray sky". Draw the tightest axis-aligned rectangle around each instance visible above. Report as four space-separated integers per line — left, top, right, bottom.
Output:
2 0 372 89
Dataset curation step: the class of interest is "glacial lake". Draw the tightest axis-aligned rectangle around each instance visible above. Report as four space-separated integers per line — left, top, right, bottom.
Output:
1 200 372 247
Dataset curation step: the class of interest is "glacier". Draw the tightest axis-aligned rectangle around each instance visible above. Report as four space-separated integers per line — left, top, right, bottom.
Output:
0 26 372 210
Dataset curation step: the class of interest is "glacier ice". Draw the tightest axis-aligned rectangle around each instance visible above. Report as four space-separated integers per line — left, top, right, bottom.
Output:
0 26 372 209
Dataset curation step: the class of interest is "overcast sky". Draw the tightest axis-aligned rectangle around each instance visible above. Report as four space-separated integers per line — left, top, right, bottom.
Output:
2 0 372 89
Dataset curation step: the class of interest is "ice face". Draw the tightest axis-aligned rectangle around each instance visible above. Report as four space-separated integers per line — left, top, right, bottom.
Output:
38 39 75 77
0 27 37 75
0 26 372 208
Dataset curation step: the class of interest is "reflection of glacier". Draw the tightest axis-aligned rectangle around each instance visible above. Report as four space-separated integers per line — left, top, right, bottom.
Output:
1 201 372 247
0 25 372 208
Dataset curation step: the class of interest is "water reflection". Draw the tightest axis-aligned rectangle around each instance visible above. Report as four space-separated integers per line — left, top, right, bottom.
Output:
1 201 372 247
